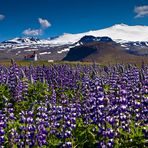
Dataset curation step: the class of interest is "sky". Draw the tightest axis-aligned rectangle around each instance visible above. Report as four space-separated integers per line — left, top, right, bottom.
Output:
0 0 148 41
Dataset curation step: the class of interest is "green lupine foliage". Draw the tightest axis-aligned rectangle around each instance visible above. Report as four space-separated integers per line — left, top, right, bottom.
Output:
117 123 147 147
0 84 10 109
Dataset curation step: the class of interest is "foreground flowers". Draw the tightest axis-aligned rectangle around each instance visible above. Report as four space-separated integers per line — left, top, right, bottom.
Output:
0 63 147 147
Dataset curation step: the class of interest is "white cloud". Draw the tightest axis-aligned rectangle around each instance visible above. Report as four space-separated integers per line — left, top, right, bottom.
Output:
22 18 51 36
0 14 5 21
23 28 43 36
134 5 148 18
38 18 51 29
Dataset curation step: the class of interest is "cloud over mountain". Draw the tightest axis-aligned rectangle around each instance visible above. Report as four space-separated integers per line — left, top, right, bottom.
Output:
23 18 51 36
38 18 51 29
134 5 148 18
0 14 5 21
22 28 43 36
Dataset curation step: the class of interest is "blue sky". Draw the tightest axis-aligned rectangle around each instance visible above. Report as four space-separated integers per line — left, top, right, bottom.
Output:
0 0 148 41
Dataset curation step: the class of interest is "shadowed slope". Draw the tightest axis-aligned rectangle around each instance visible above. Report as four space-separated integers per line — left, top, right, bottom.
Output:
63 42 148 64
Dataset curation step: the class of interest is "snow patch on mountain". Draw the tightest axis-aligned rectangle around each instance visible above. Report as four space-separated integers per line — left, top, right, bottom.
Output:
57 48 70 54
39 52 51 55
24 49 38 52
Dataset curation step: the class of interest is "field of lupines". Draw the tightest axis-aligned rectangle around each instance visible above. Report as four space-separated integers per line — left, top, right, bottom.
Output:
0 61 147 148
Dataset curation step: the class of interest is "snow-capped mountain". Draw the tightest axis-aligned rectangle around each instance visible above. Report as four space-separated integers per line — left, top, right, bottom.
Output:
2 37 50 45
47 24 148 45
0 37 52 50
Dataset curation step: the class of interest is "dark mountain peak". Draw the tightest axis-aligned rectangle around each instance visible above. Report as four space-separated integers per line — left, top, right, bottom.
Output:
99 36 113 42
63 41 115 62
27 37 40 42
78 35 113 45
